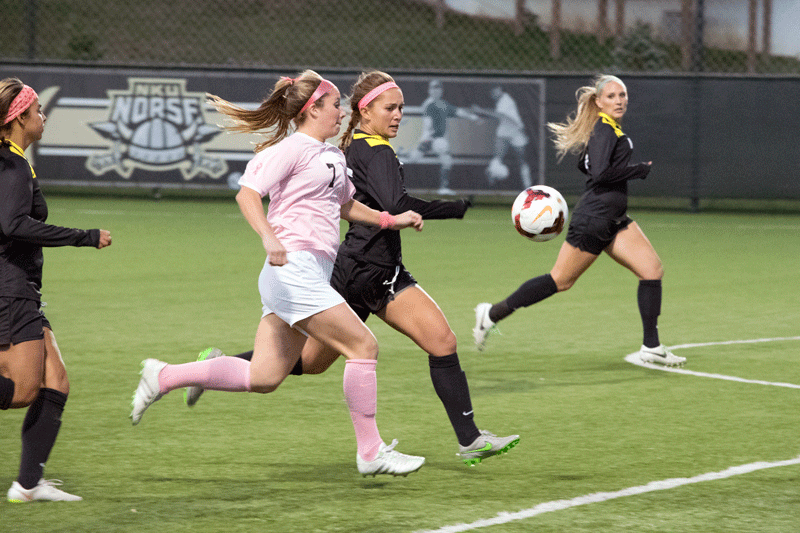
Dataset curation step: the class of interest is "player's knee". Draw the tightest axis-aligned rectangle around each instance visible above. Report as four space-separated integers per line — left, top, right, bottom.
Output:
358 335 379 360
552 274 575 292
443 329 457 354
341 327 379 361
642 262 664 281
557 280 574 292
429 329 457 356
45 370 70 395
50 378 70 396
550 269 576 292
12 382 41 408
249 378 282 394
247 366 287 394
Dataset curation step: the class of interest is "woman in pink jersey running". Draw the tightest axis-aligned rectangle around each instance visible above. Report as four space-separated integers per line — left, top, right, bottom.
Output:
129 70 426 477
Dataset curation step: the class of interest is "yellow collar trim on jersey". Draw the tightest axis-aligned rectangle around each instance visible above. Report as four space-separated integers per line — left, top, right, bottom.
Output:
598 112 623 138
353 132 395 152
7 140 36 178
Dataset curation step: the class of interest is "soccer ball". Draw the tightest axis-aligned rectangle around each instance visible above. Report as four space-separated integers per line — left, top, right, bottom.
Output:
511 185 568 242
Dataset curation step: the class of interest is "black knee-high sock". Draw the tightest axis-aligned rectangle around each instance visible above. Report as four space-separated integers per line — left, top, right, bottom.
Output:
638 279 662 348
0 375 14 410
232 350 302 375
490 273 558 323
428 353 481 447
18 388 67 489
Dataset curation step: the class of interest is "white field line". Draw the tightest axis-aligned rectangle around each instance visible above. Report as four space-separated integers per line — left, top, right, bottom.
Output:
416 336 800 533
669 337 800 350
625 336 800 389
414 455 800 533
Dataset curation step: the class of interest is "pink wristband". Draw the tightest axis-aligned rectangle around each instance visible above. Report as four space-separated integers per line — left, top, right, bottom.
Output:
379 211 396 229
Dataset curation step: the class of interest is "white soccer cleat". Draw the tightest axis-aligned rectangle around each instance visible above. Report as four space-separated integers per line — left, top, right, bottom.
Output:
130 358 167 425
457 430 520 466
184 347 225 407
356 439 425 477
7 479 83 502
473 303 497 351
638 344 686 367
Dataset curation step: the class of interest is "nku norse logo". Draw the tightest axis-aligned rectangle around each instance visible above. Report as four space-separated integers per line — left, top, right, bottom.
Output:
87 78 227 180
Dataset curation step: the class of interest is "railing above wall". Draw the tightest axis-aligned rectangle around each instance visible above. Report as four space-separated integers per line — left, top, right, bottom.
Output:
2 0 799 75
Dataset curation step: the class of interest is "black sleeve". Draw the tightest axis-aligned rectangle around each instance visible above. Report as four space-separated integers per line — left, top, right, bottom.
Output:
365 148 469 220
0 167 100 248
587 125 650 184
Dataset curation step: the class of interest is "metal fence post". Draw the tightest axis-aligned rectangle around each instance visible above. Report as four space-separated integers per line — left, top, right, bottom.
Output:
689 0 704 212
26 0 38 60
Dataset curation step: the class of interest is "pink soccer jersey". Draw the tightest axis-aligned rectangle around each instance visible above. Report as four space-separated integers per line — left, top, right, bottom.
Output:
238 132 356 262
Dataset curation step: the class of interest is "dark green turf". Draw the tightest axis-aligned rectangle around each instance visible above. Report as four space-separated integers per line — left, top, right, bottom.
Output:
2 197 798 532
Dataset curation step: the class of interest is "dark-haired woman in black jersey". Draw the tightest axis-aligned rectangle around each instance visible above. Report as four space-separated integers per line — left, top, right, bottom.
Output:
1 77 111 502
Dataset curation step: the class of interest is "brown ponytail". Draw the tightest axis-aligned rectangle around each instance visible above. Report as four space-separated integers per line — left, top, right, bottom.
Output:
208 70 329 152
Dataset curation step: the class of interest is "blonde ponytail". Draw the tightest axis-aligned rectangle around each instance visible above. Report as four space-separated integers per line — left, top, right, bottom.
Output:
547 74 625 161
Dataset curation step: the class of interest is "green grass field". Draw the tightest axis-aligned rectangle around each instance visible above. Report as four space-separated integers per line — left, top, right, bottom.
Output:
1 196 799 532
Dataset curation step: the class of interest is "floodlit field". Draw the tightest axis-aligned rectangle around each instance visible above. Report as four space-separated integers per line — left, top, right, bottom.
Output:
1 196 798 532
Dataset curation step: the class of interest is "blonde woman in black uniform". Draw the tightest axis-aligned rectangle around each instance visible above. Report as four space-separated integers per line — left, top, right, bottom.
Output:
0 78 112 502
187 72 519 465
474 75 685 367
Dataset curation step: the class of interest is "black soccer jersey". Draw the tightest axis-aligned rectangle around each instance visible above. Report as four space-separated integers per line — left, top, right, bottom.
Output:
574 113 650 221
0 142 100 300
338 131 468 267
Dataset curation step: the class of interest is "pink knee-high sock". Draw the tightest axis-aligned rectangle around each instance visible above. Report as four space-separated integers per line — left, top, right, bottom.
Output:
343 359 383 462
158 356 251 394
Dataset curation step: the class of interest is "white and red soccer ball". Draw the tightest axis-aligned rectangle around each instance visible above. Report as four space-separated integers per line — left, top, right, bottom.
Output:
511 185 568 242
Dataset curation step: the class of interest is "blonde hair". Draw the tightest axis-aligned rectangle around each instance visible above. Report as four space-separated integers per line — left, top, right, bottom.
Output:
547 75 625 161
207 70 331 152
0 77 26 143
338 70 395 151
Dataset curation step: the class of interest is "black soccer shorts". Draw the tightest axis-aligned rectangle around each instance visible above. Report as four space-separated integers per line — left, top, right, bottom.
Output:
0 298 49 345
330 254 417 322
566 212 633 255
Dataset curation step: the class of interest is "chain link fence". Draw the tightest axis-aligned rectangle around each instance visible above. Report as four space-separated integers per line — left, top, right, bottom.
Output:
1 0 797 74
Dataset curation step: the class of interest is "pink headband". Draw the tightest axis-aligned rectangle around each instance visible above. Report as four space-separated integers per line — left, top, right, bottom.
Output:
4 85 38 125
299 79 337 115
358 82 400 110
